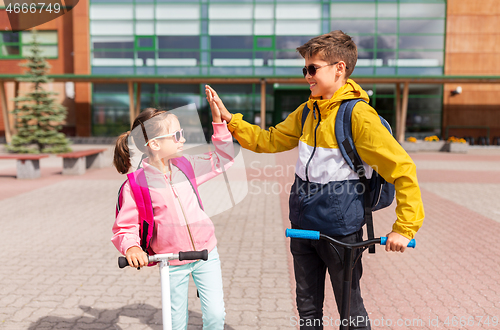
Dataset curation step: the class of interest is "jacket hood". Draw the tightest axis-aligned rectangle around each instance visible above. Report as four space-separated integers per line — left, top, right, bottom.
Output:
306 79 370 118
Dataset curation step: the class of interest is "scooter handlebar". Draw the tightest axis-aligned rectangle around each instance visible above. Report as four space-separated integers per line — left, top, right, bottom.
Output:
118 256 129 269
380 236 416 248
286 228 416 248
285 228 320 240
179 249 209 261
118 249 209 269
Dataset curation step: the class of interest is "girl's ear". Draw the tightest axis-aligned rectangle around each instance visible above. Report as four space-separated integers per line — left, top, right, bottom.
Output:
148 140 161 151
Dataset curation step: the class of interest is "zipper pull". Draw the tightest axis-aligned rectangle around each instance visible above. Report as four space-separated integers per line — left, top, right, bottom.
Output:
313 101 317 120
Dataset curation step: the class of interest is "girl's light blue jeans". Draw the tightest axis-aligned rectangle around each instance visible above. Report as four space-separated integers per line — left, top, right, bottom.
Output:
169 246 225 330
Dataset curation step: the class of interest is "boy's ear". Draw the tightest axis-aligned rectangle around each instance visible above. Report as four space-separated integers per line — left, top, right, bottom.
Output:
335 61 348 79
336 61 347 74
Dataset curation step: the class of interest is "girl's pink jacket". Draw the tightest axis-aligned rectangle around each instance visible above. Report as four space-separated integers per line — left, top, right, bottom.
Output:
112 122 234 265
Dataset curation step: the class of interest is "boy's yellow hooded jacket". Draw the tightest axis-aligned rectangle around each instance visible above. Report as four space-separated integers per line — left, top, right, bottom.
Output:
227 79 424 240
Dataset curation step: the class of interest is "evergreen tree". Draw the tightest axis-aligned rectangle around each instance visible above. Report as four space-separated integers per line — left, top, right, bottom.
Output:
7 31 71 154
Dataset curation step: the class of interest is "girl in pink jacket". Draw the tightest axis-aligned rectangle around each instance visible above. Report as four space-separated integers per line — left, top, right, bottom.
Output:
112 101 233 329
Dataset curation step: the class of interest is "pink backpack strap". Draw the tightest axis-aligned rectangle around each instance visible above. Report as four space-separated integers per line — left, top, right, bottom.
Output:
171 156 204 210
126 168 154 253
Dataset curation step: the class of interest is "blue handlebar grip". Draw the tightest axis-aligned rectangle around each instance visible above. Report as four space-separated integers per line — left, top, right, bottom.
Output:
285 228 320 240
380 237 416 248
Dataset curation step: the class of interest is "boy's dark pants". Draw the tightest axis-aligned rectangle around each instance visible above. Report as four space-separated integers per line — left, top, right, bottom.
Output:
290 227 371 330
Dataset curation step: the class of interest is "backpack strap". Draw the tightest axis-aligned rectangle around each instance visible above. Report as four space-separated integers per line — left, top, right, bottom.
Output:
335 99 376 253
127 168 154 253
171 156 204 210
116 181 127 216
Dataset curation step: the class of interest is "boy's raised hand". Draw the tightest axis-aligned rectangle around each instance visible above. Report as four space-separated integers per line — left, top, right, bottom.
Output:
205 85 233 123
205 86 222 123
384 231 411 253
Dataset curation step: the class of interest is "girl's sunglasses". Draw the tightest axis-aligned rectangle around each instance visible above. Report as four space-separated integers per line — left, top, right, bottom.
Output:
145 129 184 146
302 62 344 77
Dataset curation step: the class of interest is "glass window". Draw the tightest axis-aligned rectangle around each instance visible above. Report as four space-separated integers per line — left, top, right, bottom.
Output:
331 20 375 34
255 51 274 66
331 3 375 18
254 21 274 35
398 51 443 66
90 5 133 20
377 35 397 49
0 31 58 58
399 20 445 34
211 51 253 64
409 84 442 96
377 20 397 34
93 51 134 59
158 36 199 49
377 3 397 18
254 4 274 19
211 36 253 50
157 53 198 66
399 36 444 50
256 37 273 49
94 84 129 93
275 21 320 36
158 84 200 94
136 5 154 19
209 21 253 36
2 45 20 56
92 37 134 50
209 4 253 19
1 32 20 43
276 3 321 19
90 21 134 35
351 35 375 49
22 31 58 44
276 36 313 50
136 22 155 35
376 51 396 66
137 51 155 66
399 4 445 18
156 21 200 36
137 37 154 48
155 4 200 19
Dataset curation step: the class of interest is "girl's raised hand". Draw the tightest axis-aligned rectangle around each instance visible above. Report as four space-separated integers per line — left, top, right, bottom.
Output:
206 86 222 123
125 246 149 268
205 85 233 123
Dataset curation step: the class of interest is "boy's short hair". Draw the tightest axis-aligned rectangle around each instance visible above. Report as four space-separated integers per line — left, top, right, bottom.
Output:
296 30 357 78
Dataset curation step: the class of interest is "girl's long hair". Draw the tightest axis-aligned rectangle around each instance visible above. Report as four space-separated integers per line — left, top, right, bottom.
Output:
113 108 176 174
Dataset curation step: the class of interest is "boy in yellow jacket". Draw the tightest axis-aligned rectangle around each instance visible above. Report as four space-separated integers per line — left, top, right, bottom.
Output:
205 30 424 330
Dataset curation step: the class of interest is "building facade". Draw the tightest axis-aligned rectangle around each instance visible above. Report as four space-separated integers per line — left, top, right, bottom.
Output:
1 0 499 143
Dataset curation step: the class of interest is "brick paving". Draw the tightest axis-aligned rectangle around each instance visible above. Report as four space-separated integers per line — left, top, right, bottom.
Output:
0 146 499 329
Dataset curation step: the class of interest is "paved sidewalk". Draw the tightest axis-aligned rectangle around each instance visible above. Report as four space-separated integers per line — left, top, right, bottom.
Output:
0 146 499 329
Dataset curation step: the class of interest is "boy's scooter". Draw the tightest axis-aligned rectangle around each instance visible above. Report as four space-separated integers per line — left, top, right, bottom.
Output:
285 229 416 330
118 249 208 330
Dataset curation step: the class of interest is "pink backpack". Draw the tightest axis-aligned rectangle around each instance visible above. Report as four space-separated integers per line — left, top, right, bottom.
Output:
116 156 203 256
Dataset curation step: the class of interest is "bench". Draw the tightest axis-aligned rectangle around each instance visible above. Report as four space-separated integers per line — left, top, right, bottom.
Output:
0 154 49 179
57 148 107 175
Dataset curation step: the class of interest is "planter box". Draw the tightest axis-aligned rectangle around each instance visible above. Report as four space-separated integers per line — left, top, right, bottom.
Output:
443 142 469 153
401 141 446 152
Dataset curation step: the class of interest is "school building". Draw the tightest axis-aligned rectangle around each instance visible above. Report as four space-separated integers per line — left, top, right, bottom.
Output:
1 0 499 144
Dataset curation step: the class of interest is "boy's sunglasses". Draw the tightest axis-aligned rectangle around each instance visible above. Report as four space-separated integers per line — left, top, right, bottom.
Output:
302 62 347 77
145 129 184 146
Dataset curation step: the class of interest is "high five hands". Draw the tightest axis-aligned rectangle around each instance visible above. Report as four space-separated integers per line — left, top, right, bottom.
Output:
205 85 232 124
